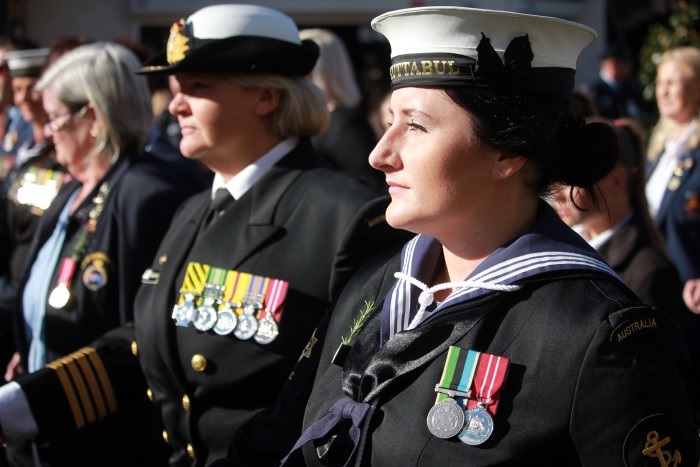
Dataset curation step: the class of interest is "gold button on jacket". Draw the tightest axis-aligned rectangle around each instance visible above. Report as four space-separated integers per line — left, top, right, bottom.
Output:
191 354 207 372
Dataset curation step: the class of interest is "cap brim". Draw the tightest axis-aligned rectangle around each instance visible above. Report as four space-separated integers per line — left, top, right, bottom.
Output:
138 37 319 76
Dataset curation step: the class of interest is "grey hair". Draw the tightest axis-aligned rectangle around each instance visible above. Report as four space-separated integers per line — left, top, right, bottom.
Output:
35 41 152 163
226 74 328 138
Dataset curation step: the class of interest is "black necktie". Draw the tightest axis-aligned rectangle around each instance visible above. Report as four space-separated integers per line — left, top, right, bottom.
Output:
203 188 234 228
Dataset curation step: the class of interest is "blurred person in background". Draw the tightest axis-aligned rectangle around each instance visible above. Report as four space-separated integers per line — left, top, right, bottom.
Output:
0 37 34 174
300 28 384 188
646 47 700 395
0 41 204 466
552 117 685 321
589 42 651 121
646 48 700 305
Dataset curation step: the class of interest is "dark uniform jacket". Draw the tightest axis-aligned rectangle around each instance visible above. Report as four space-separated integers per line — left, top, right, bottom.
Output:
132 139 407 466
651 145 700 284
276 205 699 466
597 211 683 313
11 149 205 466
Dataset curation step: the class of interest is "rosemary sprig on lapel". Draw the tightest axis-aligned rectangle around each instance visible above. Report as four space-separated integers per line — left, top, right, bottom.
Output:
334 300 378 367
341 300 378 345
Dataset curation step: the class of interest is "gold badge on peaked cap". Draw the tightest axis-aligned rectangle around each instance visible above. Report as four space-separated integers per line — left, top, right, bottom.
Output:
167 19 189 64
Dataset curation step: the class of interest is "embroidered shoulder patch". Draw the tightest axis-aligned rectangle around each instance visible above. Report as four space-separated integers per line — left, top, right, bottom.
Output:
611 315 659 347
623 414 696 466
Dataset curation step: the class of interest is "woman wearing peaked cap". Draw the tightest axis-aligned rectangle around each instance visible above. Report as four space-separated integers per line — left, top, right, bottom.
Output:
131 3 405 467
238 6 699 466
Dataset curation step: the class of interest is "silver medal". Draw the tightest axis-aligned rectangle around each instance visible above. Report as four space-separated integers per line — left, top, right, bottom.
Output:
458 404 494 445
234 313 258 340
172 293 197 327
193 298 218 331
426 398 465 439
253 314 279 344
213 305 238 335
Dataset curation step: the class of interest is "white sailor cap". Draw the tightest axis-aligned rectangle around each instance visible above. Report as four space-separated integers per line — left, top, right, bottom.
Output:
371 7 597 109
139 3 318 76
6 48 50 77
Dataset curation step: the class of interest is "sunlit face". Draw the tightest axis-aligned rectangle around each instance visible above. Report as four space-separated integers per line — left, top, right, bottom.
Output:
368 87 503 237
42 87 93 172
655 59 700 123
12 76 44 123
168 73 262 167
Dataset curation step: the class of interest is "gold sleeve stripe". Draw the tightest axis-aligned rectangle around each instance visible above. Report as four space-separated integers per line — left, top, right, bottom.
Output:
58 355 97 425
46 360 85 429
83 347 118 413
74 350 107 418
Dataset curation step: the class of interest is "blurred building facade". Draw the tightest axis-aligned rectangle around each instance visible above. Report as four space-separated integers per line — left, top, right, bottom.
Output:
0 0 682 113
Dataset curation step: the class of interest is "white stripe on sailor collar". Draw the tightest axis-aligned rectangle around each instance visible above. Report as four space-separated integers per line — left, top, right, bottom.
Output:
384 210 622 340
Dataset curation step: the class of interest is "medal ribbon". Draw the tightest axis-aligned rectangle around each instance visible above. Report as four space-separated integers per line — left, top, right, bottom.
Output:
245 275 269 306
435 347 479 407
201 266 227 301
55 257 77 289
177 262 209 305
262 278 288 322
227 271 252 305
467 352 509 416
222 270 240 305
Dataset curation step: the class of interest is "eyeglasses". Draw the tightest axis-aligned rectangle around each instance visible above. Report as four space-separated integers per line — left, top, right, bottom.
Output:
45 106 88 132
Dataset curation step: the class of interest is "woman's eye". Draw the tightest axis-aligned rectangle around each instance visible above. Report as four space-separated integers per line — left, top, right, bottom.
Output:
408 120 426 131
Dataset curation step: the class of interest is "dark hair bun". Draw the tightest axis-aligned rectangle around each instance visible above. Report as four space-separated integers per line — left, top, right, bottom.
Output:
555 118 619 188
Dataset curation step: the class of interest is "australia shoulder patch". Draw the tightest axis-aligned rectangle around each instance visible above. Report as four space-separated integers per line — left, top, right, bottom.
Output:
608 306 686 359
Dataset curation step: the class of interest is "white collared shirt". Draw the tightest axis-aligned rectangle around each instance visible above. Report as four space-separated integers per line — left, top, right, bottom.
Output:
210 137 298 200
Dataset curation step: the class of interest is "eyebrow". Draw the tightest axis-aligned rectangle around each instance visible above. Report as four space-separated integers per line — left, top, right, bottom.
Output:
401 107 431 119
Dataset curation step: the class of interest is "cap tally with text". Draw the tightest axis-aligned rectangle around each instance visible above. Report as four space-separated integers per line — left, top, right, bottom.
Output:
371 7 597 108
6 48 50 78
139 4 318 76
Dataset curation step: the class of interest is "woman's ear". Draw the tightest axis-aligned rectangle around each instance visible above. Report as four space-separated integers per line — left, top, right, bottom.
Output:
492 151 527 180
254 88 282 117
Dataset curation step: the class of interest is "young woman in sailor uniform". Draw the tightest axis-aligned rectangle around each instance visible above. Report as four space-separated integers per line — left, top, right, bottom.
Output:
218 7 700 467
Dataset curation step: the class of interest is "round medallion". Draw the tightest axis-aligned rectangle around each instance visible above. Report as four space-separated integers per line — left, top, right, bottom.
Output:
254 316 279 344
213 307 237 335
172 295 196 327
458 405 494 445
48 283 71 309
426 398 465 439
234 314 258 340
193 305 218 331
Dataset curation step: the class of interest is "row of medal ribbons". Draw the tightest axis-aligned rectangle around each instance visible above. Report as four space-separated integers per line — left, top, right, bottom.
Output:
171 262 288 345
13 167 67 213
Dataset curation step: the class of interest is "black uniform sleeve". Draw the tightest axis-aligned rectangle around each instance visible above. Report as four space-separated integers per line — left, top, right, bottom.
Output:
571 305 700 465
15 325 142 441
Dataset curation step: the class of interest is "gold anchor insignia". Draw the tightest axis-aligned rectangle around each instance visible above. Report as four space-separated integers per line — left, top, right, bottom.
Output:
167 19 189 64
642 430 681 467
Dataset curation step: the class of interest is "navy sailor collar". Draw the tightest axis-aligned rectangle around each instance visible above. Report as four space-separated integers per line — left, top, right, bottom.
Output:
381 202 624 344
